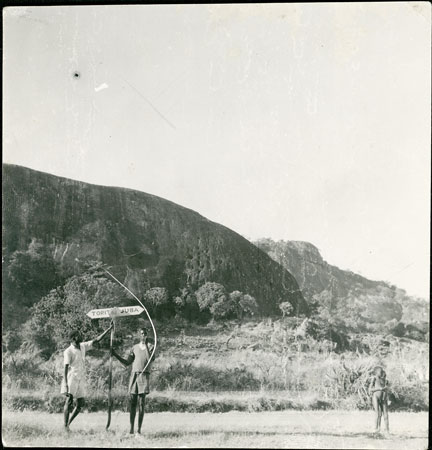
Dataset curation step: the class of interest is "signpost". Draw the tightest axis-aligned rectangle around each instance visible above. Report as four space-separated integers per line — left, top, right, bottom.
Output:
87 305 144 430
86 305 144 319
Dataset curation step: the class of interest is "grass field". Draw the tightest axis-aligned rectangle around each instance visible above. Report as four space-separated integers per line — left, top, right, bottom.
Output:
2 409 428 449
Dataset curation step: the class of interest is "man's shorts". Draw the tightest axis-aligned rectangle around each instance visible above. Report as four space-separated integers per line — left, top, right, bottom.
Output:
129 372 150 395
61 376 86 399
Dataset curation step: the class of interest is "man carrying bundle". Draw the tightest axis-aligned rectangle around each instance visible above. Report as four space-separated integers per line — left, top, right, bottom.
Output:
111 326 156 434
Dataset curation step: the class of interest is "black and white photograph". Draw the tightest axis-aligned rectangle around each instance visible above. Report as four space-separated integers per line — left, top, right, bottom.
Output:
2 2 430 448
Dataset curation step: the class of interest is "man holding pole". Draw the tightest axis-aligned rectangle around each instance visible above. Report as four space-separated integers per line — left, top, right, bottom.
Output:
111 327 156 434
61 324 113 430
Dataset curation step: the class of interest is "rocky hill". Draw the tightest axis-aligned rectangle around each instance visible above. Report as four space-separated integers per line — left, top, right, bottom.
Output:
253 239 385 301
2 164 307 327
253 238 429 334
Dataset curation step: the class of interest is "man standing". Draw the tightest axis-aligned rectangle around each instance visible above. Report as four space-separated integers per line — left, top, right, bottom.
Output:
61 324 112 430
112 327 156 434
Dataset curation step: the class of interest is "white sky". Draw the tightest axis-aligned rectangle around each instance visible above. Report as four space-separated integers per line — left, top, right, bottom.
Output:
3 3 431 299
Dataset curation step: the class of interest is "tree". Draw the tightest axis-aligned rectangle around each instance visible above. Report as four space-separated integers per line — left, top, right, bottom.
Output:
21 268 132 358
143 287 170 319
210 298 236 321
196 282 226 309
240 294 258 316
230 291 258 320
312 290 343 326
279 301 293 318
196 282 231 321
144 287 168 307
173 287 201 322
3 238 64 327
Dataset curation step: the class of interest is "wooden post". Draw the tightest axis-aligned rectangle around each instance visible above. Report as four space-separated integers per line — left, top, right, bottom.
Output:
106 319 115 430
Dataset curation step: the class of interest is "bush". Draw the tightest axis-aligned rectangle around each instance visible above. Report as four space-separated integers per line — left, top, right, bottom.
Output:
2 343 45 389
21 267 135 357
196 282 232 321
279 302 293 318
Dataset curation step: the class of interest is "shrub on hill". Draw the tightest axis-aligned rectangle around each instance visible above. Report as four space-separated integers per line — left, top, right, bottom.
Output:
196 282 258 323
3 238 64 328
20 265 136 357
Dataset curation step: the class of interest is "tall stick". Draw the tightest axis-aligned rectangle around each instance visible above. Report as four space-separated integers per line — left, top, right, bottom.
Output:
106 319 115 430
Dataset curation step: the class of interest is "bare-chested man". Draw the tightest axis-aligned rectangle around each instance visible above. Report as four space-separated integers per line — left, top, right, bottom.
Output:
368 366 390 434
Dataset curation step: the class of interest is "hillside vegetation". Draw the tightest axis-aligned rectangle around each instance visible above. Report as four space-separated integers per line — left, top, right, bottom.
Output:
2 164 306 332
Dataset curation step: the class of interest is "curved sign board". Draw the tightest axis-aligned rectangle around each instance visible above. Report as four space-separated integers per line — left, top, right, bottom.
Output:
87 306 144 319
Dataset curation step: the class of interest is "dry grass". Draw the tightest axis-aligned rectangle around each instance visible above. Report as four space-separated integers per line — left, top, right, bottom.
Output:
3 320 429 415
2 409 428 449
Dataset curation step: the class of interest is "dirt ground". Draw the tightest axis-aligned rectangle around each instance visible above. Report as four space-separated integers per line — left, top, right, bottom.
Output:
2 409 429 449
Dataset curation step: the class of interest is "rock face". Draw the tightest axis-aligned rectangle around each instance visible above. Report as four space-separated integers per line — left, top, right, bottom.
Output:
253 238 389 302
257 238 431 341
253 238 431 331
2 164 308 319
